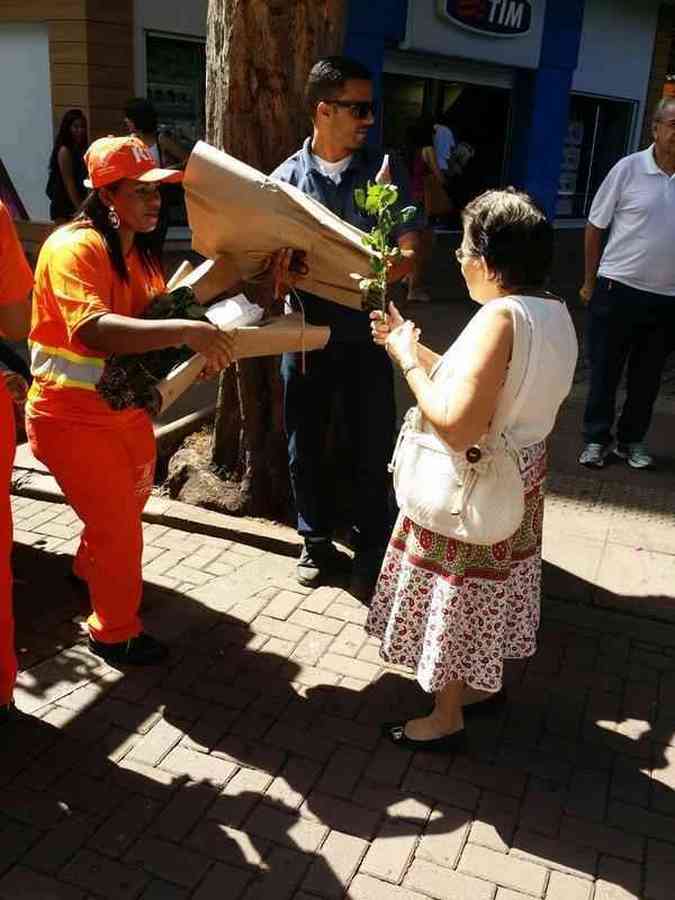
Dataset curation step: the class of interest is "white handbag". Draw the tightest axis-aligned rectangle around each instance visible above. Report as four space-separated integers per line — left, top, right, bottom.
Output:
388 300 540 545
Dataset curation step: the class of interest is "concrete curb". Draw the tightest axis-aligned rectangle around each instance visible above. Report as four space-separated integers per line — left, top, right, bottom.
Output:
11 466 302 558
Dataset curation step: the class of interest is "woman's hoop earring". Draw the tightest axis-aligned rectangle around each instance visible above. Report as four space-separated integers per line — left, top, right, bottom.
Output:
107 206 120 230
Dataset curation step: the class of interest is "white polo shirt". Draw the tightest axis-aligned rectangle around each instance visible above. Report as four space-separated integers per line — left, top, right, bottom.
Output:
589 145 675 296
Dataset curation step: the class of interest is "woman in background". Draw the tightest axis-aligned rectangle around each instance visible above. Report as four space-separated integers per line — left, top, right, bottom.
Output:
47 108 88 223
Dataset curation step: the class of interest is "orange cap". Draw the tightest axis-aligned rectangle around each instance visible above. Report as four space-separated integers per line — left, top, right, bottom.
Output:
83 135 183 189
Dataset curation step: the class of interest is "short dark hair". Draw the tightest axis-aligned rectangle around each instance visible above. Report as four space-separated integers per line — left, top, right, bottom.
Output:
124 97 158 133
305 56 372 118
461 188 553 291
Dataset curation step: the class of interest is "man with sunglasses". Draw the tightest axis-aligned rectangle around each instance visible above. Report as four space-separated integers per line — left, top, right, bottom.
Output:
272 56 422 602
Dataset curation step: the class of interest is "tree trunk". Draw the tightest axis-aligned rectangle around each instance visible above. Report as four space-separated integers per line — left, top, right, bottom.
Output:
205 0 347 519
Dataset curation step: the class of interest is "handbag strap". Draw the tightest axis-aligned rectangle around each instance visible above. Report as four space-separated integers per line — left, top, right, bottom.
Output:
488 297 541 442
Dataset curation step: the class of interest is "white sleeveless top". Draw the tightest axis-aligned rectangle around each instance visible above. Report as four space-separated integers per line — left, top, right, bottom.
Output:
430 295 578 449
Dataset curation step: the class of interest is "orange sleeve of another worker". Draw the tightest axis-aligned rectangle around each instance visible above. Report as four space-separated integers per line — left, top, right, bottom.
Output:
0 201 33 306
46 230 116 341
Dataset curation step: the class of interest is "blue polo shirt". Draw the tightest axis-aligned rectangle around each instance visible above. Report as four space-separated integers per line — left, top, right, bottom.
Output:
271 137 422 343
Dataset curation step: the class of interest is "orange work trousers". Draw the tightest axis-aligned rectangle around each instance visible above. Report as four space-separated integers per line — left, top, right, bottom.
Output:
0 378 17 704
26 411 155 644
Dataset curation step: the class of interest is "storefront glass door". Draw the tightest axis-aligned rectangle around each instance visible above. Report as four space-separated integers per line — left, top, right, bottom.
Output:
556 94 636 219
382 72 511 221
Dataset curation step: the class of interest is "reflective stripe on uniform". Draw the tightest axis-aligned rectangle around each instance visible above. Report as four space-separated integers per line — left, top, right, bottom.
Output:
30 342 104 392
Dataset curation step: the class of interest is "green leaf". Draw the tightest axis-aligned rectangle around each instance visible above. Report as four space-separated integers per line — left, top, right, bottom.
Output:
354 187 367 211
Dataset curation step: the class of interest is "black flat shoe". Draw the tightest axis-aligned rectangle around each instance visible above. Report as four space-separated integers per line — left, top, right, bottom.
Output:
462 689 507 718
382 721 467 753
88 633 169 666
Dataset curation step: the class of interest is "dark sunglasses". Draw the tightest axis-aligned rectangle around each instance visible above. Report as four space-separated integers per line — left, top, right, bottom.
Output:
329 100 377 120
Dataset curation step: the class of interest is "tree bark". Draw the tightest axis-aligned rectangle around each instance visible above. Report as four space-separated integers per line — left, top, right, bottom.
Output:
205 0 346 519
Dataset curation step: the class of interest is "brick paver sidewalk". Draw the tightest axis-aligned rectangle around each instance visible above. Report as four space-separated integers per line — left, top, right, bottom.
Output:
2 495 674 899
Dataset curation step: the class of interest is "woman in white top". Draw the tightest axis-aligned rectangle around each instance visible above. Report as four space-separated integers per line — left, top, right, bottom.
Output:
368 188 578 752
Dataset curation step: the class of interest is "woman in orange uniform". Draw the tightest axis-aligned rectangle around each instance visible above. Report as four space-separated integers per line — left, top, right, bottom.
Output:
0 201 33 724
25 136 236 667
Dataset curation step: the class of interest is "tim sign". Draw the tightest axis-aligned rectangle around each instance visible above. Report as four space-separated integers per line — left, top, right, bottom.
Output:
438 0 533 37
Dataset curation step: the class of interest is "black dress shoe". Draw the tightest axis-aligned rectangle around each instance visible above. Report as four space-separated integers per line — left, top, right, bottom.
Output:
462 689 507 718
383 721 468 753
88 633 169 666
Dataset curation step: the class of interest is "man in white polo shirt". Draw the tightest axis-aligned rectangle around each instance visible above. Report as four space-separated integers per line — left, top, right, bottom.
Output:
579 98 675 469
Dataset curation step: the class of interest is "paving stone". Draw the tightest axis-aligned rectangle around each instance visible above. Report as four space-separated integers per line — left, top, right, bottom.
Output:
402 766 480 812
405 858 495 900
459 843 548 896
0 866 86 899
208 767 272 828
159 746 238 786
451 755 527 797
140 881 189 900
559 815 644 862
349 873 429 900
263 590 306 620
511 829 596 880
187 821 270 867
89 794 160 858
314 714 380 751
129 719 183 767
192 863 251 900
519 778 564 837
0 815 41 870
126 837 212 888
302 830 368 897
300 793 381 841
291 631 335 667
361 818 421 883
264 723 335 763
354 782 433 825
265 757 323 810
546 870 593 900
610 774 663 831
243 846 309 900
250 616 307 644
154 781 216 842
595 855 643 900
320 654 381 682
288 609 344 635
245 803 328 853
316 746 369 798
112 759 180 801
415 805 471 869
364 741 413 786
300 587 344 614
60 848 149 899
469 818 513 853
329 623 367 658
0 786 66 829
645 839 675 900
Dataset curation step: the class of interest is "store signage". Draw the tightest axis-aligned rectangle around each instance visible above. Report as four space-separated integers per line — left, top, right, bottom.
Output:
437 0 533 38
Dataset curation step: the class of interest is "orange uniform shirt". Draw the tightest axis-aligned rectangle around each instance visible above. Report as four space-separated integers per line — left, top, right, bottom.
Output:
27 224 165 424
0 201 33 315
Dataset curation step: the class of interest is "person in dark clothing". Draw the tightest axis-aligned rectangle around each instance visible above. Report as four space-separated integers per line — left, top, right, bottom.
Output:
46 109 88 223
272 56 422 602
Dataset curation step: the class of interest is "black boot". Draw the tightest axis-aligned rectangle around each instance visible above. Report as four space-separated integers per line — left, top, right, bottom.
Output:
88 633 169 666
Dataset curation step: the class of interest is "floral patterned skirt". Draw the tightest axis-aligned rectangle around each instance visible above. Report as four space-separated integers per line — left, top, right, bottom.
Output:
366 442 547 694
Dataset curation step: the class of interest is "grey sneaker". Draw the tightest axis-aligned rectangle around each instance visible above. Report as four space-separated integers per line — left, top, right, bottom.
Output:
615 443 654 469
578 442 612 468
296 542 351 587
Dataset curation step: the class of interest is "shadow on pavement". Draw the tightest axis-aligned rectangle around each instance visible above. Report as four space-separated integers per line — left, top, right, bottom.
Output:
2 542 674 897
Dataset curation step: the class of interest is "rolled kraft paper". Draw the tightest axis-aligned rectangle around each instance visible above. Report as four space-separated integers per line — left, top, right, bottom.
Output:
155 314 330 414
183 140 374 310
155 354 207 413
169 256 243 306
166 259 194 291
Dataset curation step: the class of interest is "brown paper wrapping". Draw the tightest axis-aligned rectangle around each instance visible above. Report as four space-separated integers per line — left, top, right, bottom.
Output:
183 140 374 310
155 309 330 414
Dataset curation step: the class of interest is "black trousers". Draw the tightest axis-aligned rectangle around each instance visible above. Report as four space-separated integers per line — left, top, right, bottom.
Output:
281 340 396 553
582 277 673 445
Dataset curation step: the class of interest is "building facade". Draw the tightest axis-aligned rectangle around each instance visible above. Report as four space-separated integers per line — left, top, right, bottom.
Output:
0 0 673 224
